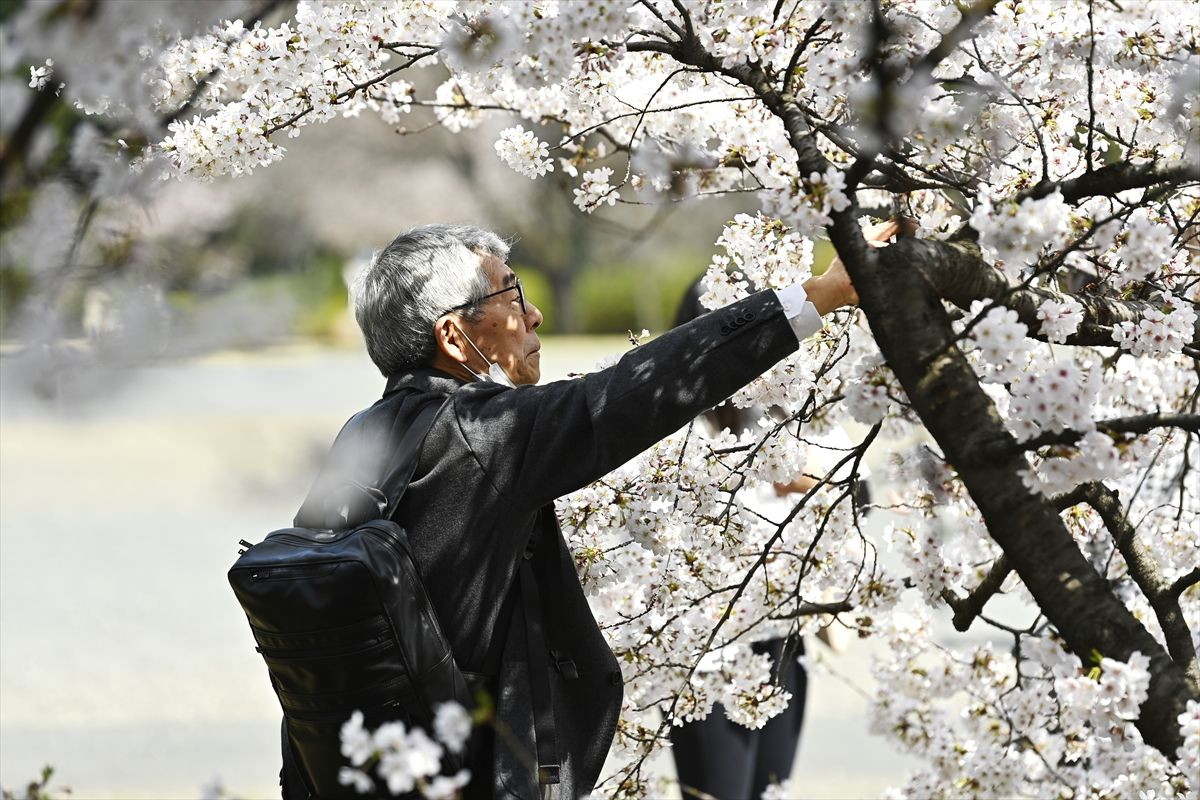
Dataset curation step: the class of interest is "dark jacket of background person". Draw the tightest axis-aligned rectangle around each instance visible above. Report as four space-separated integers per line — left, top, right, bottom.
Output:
293 288 803 799
668 277 808 800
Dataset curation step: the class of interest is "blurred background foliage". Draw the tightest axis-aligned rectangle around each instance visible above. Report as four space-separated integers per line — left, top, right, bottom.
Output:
0 0 836 372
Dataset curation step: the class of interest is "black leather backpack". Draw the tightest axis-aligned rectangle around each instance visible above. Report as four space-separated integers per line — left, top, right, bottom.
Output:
228 398 470 797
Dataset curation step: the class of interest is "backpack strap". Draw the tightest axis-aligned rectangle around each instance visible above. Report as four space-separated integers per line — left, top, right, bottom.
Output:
378 395 450 519
542 512 579 682
294 393 450 530
519 553 561 790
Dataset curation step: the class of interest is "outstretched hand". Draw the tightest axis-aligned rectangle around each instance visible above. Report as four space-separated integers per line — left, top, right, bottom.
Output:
813 218 914 312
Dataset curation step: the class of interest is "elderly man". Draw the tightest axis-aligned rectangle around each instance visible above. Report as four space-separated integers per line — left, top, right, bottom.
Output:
291 223 861 799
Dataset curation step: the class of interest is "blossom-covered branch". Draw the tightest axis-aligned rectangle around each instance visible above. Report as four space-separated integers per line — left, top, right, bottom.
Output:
879 237 1200 350
996 412 1200 455
1064 481 1200 692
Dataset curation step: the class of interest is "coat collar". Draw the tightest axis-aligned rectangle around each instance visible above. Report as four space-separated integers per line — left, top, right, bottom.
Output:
383 366 468 398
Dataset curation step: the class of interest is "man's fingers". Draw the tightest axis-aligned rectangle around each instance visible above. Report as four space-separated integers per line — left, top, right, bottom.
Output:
864 220 900 242
861 217 917 244
896 216 919 236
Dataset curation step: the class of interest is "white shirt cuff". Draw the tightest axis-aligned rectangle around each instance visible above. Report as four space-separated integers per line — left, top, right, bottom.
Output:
773 284 823 343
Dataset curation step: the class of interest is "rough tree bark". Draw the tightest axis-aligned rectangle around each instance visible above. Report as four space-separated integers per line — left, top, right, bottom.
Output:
865 237 1198 755
903 237 1200 349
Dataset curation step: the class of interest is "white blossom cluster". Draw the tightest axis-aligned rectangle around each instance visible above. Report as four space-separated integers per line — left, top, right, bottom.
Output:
804 167 852 226
1022 429 1124 498
694 214 859 419
439 7 521 75
28 58 54 90
968 190 1072 280
151 2 449 179
338 703 472 798
1119 209 1179 284
962 300 1035 384
1006 358 1100 442
137 0 1199 298
760 777 801 800
843 352 906 427
705 213 814 295
573 166 619 212
1179 700 1200 779
870 608 1193 800
137 0 1198 313
875 397 1197 798
1036 296 1086 344
1112 299 1198 357
884 502 1004 602
493 125 554 179
561 412 889 796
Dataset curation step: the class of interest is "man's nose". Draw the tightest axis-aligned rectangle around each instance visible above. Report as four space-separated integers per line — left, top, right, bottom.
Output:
526 301 543 330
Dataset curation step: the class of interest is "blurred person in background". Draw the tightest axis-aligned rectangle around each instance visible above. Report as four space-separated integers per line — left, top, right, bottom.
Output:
667 222 899 800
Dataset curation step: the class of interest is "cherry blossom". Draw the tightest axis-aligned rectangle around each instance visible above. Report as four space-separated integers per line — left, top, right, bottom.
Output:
338 702 473 799
432 702 472 754
27 58 53 90
573 166 619 212
493 125 555 179
1112 300 1198 357
1036 296 1086 344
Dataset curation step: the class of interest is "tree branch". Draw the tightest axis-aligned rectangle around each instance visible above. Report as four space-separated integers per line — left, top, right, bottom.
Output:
939 484 1102 630
788 600 854 617
1166 567 1200 603
941 554 1012 632
996 413 1200 456
261 49 437 138
0 79 61 189
866 237 1198 755
884 236 1200 349
782 16 827 97
1016 161 1200 205
1066 482 1199 693
636 0 684 38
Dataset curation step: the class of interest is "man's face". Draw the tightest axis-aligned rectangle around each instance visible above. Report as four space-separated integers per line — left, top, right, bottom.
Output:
458 255 543 385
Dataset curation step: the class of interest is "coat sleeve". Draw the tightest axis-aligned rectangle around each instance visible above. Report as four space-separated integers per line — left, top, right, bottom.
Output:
451 290 802 515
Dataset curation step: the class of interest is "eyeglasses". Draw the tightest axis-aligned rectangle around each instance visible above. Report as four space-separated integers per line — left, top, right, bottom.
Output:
446 277 526 316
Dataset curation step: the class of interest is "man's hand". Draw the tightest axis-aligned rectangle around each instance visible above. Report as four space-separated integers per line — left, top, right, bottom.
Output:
773 473 819 497
804 218 912 314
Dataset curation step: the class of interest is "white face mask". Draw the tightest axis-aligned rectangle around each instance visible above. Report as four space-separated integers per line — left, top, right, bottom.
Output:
453 323 515 388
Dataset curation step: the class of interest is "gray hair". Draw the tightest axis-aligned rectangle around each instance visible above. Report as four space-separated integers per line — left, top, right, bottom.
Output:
352 224 510 376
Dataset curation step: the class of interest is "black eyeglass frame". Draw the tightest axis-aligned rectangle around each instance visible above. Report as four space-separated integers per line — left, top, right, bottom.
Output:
445 277 526 316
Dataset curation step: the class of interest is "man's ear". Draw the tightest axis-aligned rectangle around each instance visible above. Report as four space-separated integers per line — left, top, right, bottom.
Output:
434 316 470 365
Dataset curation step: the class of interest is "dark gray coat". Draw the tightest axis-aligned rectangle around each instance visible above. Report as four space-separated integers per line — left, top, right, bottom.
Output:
300 289 799 798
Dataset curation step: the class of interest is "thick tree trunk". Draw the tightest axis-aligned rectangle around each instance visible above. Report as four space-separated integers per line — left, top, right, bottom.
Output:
860 236 1198 756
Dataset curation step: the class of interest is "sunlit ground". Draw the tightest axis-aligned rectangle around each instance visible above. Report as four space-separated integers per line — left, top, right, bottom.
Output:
0 335 996 799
